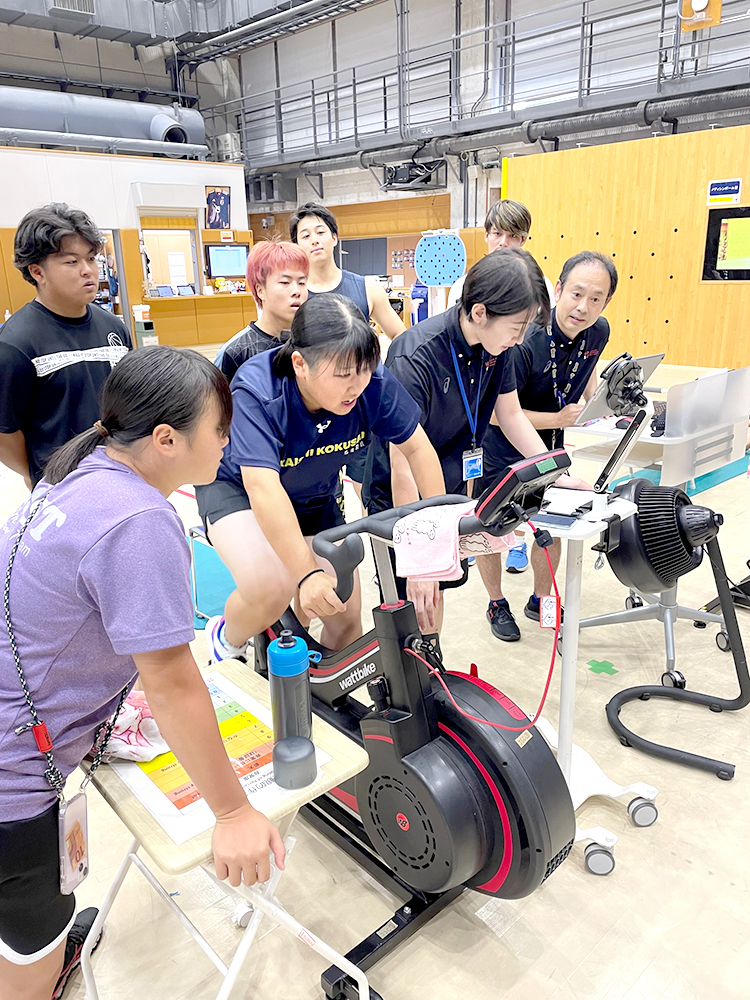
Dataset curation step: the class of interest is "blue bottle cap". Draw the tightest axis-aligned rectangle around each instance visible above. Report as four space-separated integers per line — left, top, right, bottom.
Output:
268 630 309 677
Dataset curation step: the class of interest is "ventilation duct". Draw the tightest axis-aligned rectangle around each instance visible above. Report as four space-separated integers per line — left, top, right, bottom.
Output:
0 86 206 156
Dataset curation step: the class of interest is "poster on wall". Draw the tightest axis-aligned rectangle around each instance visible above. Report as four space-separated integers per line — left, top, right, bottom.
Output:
206 186 231 229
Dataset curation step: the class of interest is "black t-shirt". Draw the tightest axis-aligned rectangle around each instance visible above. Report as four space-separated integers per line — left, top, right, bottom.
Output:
363 305 517 512
214 322 281 383
483 310 610 473
0 300 131 484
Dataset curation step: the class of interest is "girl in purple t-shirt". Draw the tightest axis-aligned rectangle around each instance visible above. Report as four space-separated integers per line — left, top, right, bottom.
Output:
0 347 283 999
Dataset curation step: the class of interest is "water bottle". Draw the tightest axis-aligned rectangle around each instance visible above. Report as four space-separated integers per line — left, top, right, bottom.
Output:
268 630 312 742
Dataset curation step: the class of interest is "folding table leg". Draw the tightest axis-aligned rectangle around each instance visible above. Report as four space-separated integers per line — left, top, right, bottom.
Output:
80 837 140 1000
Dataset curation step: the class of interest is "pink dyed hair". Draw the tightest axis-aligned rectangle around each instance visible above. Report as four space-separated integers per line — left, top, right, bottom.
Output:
246 239 309 305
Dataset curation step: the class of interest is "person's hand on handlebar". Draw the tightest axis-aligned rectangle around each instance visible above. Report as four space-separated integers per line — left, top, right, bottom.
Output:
406 578 440 633
299 569 346 620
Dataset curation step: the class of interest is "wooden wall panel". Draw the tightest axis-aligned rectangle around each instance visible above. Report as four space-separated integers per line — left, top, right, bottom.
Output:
0 229 35 315
504 126 750 369
249 194 451 245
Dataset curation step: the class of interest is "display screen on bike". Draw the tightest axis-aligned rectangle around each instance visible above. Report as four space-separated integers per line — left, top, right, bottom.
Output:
474 449 571 528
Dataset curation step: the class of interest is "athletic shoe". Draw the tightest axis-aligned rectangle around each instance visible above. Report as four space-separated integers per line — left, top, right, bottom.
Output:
486 599 521 642
524 594 565 623
466 555 476 566
206 615 248 663
505 541 529 574
51 907 102 1000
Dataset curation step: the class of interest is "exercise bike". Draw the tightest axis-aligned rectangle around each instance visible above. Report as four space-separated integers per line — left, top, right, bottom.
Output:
254 450 577 1000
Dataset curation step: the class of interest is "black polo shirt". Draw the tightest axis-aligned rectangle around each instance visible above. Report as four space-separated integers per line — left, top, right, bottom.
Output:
483 309 610 475
363 305 517 512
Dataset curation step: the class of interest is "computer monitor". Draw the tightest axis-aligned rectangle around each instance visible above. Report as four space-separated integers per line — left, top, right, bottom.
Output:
703 207 750 280
156 285 174 297
177 285 195 296
205 243 249 279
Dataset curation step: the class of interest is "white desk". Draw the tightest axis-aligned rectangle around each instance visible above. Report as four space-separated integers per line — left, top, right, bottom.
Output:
524 491 659 872
81 661 370 1000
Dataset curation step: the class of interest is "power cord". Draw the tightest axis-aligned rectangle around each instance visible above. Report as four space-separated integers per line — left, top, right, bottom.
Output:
405 521 560 734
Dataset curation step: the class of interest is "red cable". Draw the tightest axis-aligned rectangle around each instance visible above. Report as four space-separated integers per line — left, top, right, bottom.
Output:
404 520 560 734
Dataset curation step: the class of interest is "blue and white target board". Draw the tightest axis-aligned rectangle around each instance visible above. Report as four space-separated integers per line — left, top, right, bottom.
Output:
414 232 466 287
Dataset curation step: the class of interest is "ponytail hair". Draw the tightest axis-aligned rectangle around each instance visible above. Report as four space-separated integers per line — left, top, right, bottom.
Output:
461 247 551 328
273 293 380 378
44 346 232 485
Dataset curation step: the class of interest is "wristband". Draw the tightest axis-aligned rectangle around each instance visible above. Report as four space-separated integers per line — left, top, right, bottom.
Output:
298 568 325 590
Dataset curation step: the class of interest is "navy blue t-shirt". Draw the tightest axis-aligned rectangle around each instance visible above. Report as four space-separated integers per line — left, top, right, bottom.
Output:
216 348 421 512
483 310 610 473
363 305 517 512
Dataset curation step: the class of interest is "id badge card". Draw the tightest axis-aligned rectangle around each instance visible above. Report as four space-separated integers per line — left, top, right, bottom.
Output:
58 791 90 894
462 447 483 481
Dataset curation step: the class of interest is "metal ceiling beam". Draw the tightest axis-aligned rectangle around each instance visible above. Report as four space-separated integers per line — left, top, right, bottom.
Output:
178 0 386 64
0 70 199 106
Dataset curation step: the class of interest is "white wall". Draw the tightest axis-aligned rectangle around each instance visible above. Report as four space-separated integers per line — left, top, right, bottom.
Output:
0 147 247 229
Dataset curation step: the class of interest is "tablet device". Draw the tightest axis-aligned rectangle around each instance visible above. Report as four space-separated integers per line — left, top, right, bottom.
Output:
575 353 664 425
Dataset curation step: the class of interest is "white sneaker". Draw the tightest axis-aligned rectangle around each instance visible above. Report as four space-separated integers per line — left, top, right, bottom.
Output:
206 616 249 663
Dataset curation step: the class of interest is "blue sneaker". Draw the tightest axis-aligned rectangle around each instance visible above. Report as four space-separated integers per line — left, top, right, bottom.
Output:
505 541 529 574
207 615 249 663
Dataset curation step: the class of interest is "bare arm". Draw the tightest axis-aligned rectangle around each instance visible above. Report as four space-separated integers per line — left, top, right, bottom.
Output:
0 430 31 489
392 425 445 500
367 278 406 340
493 390 549 457
134 644 285 886
241 466 345 619
521 403 585 430
495 391 590 488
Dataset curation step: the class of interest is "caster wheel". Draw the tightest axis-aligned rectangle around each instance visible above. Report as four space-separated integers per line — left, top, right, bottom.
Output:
231 902 253 929
556 636 563 656
628 797 658 827
584 843 615 876
661 669 686 689
625 595 643 610
716 630 731 653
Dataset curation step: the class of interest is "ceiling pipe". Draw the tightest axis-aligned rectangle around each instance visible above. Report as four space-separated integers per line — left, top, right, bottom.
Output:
256 85 750 177
179 0 344 59
0 127 208 158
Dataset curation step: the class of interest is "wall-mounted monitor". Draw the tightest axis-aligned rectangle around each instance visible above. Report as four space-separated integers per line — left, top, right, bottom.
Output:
703 207 750 280
205 243 249 279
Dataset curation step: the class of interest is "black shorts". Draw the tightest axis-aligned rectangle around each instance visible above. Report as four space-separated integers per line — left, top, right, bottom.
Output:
0 803 76 961
199 478 345 540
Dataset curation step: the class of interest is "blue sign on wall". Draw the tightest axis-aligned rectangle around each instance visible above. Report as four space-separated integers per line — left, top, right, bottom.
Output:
707 178 742 205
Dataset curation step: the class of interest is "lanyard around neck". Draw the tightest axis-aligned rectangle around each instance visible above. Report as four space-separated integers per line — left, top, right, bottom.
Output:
549 330 587 407
449 341 484 450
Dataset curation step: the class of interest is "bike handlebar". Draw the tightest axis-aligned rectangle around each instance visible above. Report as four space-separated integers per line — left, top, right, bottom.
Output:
312 494 521 603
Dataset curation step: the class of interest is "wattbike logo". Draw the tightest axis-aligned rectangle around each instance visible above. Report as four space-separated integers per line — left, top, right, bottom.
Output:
338 661 377 691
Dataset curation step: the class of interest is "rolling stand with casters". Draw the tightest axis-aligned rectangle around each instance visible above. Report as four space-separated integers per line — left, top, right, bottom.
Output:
255 451 578 999
538 390 661 876
597 484 750 778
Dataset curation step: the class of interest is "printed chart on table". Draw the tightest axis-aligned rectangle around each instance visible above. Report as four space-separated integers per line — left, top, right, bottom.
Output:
111 672 330 845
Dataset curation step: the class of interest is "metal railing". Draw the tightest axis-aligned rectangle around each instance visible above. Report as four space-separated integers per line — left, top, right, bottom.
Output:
202 0 750 165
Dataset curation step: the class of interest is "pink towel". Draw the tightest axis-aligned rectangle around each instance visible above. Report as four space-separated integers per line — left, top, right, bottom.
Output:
393 502 514 581
98 690 170 763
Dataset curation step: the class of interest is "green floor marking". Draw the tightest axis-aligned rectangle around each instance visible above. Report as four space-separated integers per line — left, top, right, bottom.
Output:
587 659 618 675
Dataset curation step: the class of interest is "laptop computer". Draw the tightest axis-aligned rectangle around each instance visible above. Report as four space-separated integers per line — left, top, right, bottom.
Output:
575 352 665 425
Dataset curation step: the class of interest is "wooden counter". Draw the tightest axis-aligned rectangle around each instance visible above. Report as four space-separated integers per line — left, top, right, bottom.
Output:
145 293 258 347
